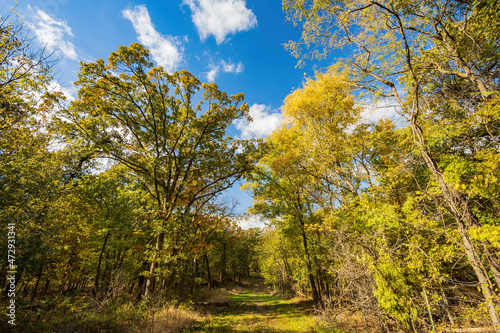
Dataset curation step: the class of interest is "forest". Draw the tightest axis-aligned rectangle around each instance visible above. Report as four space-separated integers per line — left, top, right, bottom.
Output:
1 0 500 332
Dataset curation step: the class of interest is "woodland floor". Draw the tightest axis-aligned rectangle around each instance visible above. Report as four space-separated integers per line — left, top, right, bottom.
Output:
183 277 336 333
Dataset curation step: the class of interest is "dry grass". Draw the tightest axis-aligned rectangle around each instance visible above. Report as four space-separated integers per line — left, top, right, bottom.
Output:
326 310 386 333
196 284 247 303
197 288 231 303
147 305 202 333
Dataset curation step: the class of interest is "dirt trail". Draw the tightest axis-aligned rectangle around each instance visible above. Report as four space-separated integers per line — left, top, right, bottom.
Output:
185 277 327 333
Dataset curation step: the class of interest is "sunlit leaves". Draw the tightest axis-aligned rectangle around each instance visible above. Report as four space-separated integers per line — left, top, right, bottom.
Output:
58 43 258 296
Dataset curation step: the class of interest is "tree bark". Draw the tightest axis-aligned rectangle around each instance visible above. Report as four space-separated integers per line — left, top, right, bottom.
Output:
299 217 320 304
30 264 43 302
221 243 227 283
41 277 50 297
93 231 110 297
204 253 212 290
145 231 164 297
193 257 199 277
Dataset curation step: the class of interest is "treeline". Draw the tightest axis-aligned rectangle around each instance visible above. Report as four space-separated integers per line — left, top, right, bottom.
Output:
246 0 500 332
0 10 260 332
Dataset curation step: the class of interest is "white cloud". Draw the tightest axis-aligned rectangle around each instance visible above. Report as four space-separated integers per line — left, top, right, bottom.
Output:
28 6 78 60
183 0 257 44
235 215 266 229
122 5 183 73
220 60 243 73
233 104 283 139
206 59 244 81
206 66 219 82
361 99 407 127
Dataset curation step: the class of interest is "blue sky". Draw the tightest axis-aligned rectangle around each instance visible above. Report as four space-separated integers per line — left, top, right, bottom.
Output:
5 0 340 228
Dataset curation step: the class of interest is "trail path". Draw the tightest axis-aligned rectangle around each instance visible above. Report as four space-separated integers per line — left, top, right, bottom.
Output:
185 277 329 333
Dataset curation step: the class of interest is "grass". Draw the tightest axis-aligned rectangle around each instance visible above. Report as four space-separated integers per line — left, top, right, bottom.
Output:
2 295 141 333
187 278 341 333
5 278 343 333
147 305 201 333
2 293 201 333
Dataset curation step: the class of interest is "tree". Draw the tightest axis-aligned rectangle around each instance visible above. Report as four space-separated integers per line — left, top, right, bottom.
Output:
283 0 500 328
0 9 66 299
247 149 324 303
58 43 256 297
68 165 142 297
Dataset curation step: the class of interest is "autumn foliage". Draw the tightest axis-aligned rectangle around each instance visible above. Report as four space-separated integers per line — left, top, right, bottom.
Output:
1 1 500 332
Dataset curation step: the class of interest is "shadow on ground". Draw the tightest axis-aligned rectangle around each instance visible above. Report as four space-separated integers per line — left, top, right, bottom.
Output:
185 278 323 333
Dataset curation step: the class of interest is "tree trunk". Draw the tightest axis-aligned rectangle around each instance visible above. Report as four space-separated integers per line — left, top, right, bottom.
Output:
145 231 164 297
299 217 320 304
220 243 227 283
30 264 44 302
114 249 125 271
440 288 455 326
204 253 212 290
42 277 50 297
93 231 110 297
193 257 199 277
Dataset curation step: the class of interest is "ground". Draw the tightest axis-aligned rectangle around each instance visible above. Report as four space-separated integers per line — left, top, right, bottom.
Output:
184 277 338 333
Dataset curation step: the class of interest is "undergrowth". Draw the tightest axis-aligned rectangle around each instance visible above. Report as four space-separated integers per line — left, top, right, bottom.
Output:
1 293 202 333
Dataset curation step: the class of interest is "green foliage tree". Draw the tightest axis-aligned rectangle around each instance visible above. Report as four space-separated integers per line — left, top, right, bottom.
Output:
58 43 257 297
246 72 375 304
283 0 500 329
0 9 67 299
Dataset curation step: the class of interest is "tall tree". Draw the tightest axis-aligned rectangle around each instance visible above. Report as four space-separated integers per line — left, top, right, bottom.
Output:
59 43 256 297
